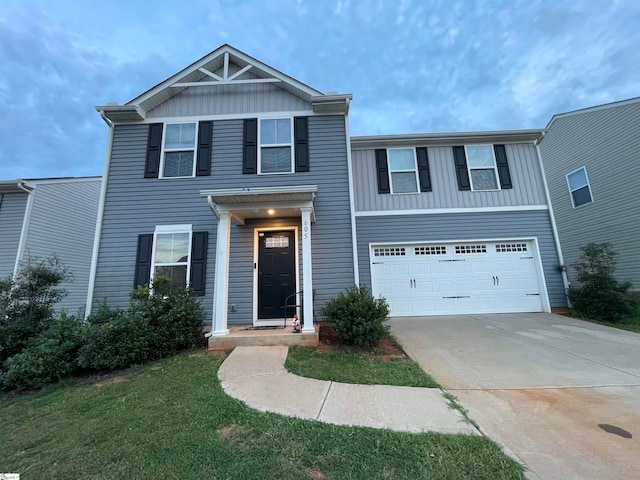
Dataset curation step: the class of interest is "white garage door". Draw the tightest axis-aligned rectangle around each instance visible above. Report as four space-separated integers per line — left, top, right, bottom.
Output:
370 240 545 316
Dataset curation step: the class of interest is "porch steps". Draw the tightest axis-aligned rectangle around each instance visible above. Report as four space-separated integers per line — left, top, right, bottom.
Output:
208 325 319 350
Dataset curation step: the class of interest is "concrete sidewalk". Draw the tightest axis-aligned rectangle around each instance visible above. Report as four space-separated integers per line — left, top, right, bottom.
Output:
218 345 477 434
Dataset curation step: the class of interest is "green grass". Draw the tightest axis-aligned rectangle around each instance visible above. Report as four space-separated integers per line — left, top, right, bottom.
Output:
0 351 523 479
286 344 440 388
591 308 640 333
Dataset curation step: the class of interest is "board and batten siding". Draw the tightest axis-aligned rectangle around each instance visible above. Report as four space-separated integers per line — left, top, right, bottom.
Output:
539 101 640 288
0 191 28 278
147 65 311 118
352 143 546 211
20 180 101 316
92 115 354 323
356 210 567 307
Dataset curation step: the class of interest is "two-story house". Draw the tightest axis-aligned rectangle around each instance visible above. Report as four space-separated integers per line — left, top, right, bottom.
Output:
87 44 567 342
538 97 640 289
0 176 101 315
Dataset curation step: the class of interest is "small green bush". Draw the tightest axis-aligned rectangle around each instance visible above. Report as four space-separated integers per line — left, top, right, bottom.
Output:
322 285 389 348
0 256 70 362
131 276 205 359
78 309 150 371
568 242 636 322
1 314 83 390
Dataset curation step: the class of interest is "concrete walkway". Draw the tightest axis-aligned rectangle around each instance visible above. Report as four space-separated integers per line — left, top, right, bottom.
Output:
218 345 477 434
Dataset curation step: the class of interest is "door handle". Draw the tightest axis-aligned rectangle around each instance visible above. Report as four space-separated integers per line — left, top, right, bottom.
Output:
413 279 416 288
492 276 496 285
496 276 499 286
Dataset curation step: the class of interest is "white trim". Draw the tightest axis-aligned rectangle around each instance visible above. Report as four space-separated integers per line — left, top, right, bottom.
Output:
23 177 101 186
257 117 295 175
252 226 300 327
536 144 570 293
368 236 551 313
465 144 501 191
354 205 549 217
116 110 316 126
172 78 281 88
387 147 420 194
154 224 193 233
301 208 314 332
566 166 594 208
344 111 359 285
85 118 113 319
211 213 231 336
13 187 36 276
546 96 640 129
201 185 318 197
159 122 198 179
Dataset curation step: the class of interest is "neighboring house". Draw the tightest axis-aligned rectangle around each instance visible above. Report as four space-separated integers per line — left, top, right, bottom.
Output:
88 44 567 338
538 97 640 289
0 177 102 315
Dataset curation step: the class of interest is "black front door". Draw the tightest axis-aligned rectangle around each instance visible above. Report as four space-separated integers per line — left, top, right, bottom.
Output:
258 230 296 319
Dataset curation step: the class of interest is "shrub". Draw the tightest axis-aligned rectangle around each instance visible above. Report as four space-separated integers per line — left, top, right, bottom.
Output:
1 314 83 390
567 242 636 322
78 308 150 371
130 276 205 358
0 256 70 362
322 285 389 348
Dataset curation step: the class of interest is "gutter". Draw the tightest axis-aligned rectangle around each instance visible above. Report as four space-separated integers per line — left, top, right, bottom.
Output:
343 98 360 285
13 181 35 276
85 110 114 319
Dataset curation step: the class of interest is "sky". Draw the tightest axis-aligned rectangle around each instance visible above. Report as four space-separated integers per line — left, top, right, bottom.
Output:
0 0 638 180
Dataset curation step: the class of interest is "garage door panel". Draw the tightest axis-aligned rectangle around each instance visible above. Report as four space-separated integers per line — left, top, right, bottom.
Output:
371 240 544 316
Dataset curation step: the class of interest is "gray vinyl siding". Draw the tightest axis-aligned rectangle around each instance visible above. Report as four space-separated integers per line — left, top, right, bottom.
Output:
20 180 101 316
352 143 546 211
356 210 567 307
0 192 28 278
93 115 354 323
539 101 640 288
147 83 311 118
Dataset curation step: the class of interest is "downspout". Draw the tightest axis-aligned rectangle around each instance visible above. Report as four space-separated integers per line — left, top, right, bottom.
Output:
344 98 360 285
535 135 571 301
85 111 114 319
13 181 35 276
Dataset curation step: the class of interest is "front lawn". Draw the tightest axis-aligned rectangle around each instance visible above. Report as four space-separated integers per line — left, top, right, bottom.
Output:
0 351 523 479
591 307 640 334
286 345 440 388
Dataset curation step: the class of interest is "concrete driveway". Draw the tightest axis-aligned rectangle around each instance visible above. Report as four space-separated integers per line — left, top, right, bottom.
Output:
390 313 640 480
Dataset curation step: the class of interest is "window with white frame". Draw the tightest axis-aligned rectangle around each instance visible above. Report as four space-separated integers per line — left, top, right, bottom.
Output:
259 118 293 174
162 123 197 178
566 167 593 208
388 148 419 193
465 145 500 191
152 225 192 289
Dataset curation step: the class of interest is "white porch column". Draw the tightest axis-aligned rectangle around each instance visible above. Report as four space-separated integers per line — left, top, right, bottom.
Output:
301 207 314 332
211 212 231 336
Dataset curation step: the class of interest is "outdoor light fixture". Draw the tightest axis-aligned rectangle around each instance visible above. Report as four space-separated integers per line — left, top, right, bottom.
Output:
268 209 275 215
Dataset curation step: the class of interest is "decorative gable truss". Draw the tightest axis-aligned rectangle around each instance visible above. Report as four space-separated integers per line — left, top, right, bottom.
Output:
96 44 352 123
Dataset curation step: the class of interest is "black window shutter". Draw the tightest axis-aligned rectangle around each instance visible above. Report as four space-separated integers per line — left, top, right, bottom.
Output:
243 118 258 174
375 149 390 194
189 231 208 296
144 123 163 178
196 121 213 176
134 234 153 287
416 147 432 192
494 145 513 189
294 117 309 172
452 146 471 191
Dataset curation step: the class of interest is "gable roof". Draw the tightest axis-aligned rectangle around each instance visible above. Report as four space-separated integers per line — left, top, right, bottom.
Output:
97 44 351 122
546 96 640 129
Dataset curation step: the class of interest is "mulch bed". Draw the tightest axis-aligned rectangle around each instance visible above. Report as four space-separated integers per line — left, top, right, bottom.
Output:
316 323 408 361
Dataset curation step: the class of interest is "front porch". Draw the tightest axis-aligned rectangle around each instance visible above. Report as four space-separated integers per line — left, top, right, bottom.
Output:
208 324 319 350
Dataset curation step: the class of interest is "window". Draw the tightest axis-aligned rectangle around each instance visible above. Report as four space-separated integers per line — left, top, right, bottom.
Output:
259 118 293 174
152 225 192 289
162 123 197 178
373 247 406 257
455 244 487 254
388 148 419 193
566 167 593 208
496 243 528 253
465 145 500 191
415 246 447 255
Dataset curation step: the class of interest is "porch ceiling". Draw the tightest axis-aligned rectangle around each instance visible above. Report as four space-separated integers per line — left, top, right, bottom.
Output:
200 185 317 224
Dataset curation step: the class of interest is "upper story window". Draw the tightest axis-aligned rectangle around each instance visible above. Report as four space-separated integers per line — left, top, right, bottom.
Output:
388 148 419 193
566 166 593 208
465 145 500 191
162 123 197 178
259 118 293 174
